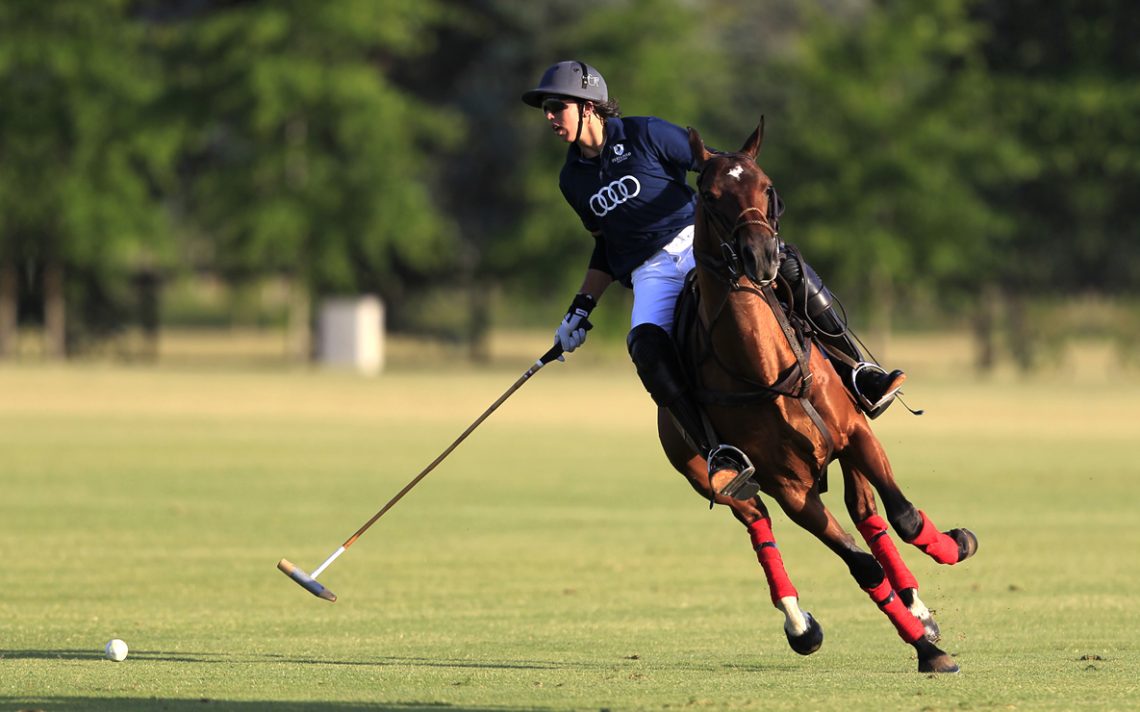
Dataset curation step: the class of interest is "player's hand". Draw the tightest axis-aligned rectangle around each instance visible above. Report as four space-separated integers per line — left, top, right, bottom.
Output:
553 293 596 360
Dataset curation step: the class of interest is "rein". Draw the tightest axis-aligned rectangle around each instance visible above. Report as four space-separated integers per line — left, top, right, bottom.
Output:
689 201 837 472
689 279 812 405
693 206 776 287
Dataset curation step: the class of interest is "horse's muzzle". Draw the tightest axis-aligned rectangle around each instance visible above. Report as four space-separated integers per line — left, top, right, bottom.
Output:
741 236 780 286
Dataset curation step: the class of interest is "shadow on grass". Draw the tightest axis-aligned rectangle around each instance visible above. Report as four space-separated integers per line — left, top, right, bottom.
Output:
1 649 573 670
0 699 524 712
0 648 796 674
2 648 803 711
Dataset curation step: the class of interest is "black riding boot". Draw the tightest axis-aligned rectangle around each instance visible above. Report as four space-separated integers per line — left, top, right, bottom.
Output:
627 323 759 499
778 247 906 419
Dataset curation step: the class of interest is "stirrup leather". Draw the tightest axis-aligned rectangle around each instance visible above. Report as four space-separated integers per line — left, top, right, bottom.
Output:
850 362 904 413
708 444 759 500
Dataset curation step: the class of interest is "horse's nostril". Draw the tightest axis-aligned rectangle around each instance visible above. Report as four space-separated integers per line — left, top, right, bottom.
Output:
742 241 777 285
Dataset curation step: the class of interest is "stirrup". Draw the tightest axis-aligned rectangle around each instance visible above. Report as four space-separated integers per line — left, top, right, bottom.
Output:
708 444 759 500
851 362 906 418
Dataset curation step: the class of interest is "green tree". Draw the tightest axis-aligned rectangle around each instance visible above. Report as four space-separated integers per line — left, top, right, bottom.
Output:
386 0 563 357
971 0 1140 367
0 0 175 356
765 0 1031 352
156 0 460 357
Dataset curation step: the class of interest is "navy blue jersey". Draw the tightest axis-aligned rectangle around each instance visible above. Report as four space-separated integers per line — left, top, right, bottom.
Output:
559 116 698 285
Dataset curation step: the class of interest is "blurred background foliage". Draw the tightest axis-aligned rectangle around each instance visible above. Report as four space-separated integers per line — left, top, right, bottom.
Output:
0 0 1135 369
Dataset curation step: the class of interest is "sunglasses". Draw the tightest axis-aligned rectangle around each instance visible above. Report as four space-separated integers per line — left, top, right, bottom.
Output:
541 97 576 114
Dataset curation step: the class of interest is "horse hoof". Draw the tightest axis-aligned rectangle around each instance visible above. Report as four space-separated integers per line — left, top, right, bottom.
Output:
785 611 824 655
948 528 978 562
914 638 959 674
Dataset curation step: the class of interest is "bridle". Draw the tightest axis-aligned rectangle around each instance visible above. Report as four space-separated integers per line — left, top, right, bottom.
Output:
693 170 784 288
687 166 834 466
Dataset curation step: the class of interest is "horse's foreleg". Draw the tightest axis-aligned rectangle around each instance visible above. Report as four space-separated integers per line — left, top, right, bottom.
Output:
748 516 798 607
846 425 978 566
747 516 823 654
658 411 819 652
777 482 958 672
658 409 747 508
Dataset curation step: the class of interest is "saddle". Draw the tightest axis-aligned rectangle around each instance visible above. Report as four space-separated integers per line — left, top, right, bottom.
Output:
672 270 815 405
671 270 705 390
671 269 832 492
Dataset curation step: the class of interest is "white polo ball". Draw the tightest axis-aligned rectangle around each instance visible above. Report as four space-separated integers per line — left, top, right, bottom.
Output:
104 638 128 662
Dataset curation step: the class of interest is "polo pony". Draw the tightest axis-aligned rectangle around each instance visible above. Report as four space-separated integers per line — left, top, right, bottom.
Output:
656 120 977 673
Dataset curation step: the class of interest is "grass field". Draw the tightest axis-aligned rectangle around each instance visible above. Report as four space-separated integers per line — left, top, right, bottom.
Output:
1 334 1138 711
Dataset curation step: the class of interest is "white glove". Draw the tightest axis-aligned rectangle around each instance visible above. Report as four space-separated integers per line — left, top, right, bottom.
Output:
553 293 596 359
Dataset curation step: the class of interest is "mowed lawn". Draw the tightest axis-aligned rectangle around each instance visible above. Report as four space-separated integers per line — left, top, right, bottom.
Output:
1 337 1137 711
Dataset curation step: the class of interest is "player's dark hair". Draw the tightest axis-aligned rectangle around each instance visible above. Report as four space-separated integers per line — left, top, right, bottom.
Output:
593 97 621 120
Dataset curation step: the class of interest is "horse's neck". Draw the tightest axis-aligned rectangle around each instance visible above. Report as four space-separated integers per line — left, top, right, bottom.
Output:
699 279 795 384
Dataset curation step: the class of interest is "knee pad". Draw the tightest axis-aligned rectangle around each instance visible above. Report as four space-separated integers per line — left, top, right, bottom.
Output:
798 259 837 322
627 323 686 407
781 249 835 319
778 245 802 286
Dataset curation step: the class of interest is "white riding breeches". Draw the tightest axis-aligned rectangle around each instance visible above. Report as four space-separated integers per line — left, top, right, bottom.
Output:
630 225 696 335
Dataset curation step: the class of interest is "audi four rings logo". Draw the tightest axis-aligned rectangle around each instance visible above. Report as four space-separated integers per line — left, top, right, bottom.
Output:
589 176 641 217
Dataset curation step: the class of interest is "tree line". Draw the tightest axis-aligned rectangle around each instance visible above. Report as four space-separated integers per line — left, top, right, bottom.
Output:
1 0 1134 367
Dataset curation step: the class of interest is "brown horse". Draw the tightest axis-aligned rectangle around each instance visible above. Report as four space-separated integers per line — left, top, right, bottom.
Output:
656 120 977 673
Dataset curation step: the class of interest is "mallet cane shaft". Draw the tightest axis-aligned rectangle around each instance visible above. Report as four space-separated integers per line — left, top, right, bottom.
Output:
278 342 567 602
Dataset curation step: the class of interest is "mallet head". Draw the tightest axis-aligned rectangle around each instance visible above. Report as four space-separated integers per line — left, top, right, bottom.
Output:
277 559 337 602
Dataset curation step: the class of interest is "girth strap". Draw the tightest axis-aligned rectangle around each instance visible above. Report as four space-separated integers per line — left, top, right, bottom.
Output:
694 361 804 406
760 285 836 474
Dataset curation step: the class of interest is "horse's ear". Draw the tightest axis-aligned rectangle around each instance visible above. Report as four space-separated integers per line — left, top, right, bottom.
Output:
688 127 712 170
741 116 765 159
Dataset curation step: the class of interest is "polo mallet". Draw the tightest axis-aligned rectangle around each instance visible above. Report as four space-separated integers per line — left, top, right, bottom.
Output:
278 340 573 602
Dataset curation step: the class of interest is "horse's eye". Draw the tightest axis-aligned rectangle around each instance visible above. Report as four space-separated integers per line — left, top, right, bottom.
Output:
700 189 716 202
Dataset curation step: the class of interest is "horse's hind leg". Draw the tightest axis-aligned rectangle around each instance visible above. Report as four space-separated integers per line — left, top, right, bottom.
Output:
841 460 939 641
775 482 959 673
658 410 821 654
846 424 979 566
903 508 979 565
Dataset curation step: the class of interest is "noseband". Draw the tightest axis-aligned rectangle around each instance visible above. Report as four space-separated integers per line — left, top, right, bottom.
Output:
695 197 781 288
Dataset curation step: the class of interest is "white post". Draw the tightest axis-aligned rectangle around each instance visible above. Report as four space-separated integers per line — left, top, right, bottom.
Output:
318 295 384 375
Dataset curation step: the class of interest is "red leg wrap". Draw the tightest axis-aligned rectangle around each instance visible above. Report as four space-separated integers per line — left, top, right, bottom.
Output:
864 577 925 643
856 514 919 592
749 518 798 606
905 510 959 565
